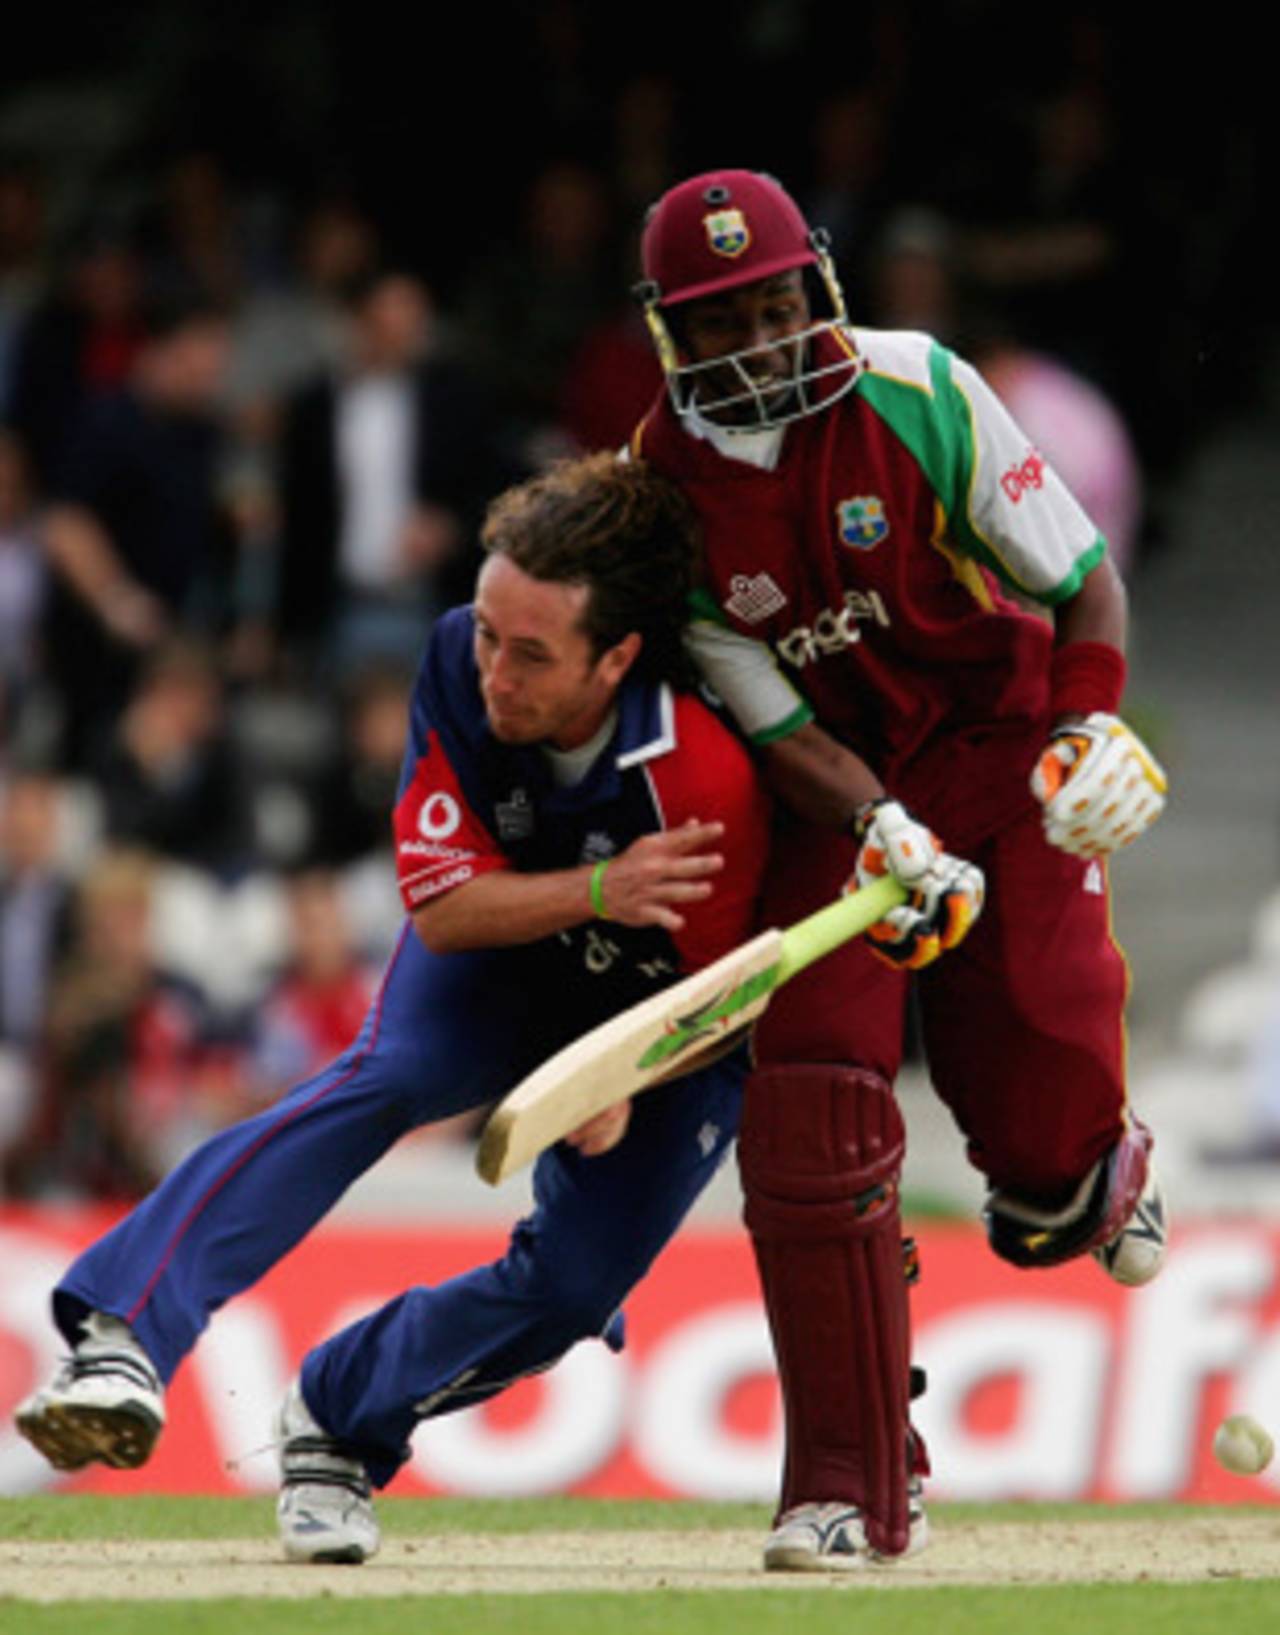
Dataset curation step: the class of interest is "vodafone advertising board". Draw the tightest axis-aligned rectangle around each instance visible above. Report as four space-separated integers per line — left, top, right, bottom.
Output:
2 1209 1277 1503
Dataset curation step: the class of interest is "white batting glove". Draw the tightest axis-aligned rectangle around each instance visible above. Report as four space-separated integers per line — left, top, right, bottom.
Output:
1031 712 1167 857
853 798 940 887
852 799 985 970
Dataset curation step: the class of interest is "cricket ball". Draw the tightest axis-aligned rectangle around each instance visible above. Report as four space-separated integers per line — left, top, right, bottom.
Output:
1212 1414 1275 1476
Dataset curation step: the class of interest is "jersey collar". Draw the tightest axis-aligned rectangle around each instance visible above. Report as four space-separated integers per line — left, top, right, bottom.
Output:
685 405 786 471
614 679 676 769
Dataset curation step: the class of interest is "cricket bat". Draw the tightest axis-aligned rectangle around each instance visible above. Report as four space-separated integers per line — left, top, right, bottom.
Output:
475 873 907 1185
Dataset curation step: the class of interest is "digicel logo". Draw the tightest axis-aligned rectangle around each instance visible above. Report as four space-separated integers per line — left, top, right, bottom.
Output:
1001 450 1047 504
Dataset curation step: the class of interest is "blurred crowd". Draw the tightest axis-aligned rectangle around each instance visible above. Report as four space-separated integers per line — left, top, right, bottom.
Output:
0 4 1265 1200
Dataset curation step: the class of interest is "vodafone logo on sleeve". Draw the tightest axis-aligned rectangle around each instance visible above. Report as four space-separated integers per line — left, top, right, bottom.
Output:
418 792 462 841
393 729 501 913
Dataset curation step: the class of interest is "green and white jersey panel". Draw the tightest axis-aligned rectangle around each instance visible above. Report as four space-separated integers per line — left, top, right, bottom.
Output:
853 328 1106 606
685 601 814 747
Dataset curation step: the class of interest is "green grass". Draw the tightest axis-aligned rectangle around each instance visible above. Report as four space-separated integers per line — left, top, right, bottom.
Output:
5 1585 1280 1635
0 1492 1260 1539
1 1497 1278 1635
0 1493 769 1540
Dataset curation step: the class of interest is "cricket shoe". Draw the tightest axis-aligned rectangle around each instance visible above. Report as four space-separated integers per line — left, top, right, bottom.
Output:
14 1311 164 1472
762 1478 928 1572
276 1379 380 1564
1093 1165 1167 1287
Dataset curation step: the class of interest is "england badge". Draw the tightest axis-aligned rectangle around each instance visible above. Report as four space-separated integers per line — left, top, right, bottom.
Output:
703 208 751 258
837 495 890 551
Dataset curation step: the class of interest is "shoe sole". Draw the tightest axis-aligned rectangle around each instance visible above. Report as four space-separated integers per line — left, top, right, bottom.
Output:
281 1540 373 1566
16 1401 162 1472
764 1543 866 1572
763 1517 929 1573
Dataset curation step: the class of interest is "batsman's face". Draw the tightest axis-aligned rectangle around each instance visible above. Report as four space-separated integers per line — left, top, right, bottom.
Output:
679 269 811 423
474 555 638 751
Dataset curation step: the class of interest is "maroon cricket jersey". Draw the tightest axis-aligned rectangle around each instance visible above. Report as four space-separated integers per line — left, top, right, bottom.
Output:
634 327 1109 845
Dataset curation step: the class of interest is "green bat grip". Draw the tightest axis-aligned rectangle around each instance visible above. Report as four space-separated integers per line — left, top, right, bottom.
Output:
774 872 909 984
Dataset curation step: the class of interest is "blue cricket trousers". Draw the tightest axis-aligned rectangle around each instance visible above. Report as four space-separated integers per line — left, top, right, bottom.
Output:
53 924 744 1486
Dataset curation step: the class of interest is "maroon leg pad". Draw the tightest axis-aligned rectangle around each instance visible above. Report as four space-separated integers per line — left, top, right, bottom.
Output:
737 1063 913 1557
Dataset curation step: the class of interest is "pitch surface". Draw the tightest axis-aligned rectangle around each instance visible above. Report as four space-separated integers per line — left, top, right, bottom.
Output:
2 1512 1277 1600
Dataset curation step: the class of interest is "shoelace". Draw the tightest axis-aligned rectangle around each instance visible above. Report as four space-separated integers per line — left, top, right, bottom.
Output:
279 1433 372 1497
62 1349 160 1394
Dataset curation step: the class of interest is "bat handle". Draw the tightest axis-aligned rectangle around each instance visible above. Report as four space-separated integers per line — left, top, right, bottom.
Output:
774 874 908 985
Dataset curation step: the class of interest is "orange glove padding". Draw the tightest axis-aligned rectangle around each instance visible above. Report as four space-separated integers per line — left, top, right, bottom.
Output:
1031 713 1167 857
851 799 985 971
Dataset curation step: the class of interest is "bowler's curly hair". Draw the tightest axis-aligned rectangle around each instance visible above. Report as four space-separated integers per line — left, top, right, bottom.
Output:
480 452 702 689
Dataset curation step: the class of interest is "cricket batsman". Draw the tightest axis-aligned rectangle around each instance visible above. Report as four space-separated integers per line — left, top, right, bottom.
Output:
630 169 1168 1569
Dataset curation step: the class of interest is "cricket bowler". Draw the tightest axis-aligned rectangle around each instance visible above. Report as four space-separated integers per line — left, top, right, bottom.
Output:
16 453 772 1563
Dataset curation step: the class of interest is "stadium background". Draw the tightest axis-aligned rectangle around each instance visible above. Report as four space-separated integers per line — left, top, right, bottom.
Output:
1 3 1278 1506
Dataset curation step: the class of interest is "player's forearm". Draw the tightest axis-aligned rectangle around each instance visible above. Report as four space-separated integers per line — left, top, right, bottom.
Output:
1049 555 1129 725
760 721 884 829
413 820 724 951
1053 554 1127 654
412 867 596 954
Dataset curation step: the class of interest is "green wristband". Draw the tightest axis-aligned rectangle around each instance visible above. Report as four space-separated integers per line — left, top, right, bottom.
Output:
590 858 612 919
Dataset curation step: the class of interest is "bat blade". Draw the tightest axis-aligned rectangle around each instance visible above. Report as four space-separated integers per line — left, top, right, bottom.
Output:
474 873 906 1186
475 928 784 1185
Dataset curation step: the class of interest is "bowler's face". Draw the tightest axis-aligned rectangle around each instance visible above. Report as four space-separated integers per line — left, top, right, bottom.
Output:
473 555 632 751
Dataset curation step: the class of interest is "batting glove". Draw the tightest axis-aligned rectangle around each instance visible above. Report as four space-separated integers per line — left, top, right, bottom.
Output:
1031 712 1167 857
851 799 986 970
852 797 940 887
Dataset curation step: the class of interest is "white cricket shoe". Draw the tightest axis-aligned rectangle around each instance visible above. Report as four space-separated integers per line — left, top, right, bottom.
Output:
14 1310 165 1472
276 1379 380 1565
1093 1166 1167 1287
762 1478 928 1572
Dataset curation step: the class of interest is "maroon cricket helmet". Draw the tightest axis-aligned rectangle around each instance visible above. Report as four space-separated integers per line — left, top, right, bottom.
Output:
640 170 821 307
